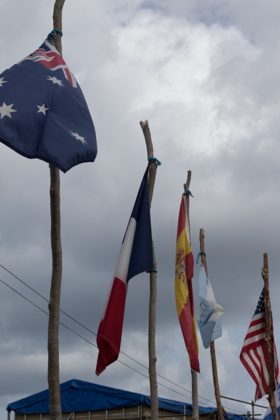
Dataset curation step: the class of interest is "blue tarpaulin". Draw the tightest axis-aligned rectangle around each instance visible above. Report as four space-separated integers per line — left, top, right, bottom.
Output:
7 378 246 419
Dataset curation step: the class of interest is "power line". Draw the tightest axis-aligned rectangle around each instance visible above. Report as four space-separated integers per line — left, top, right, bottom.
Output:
0 264 196 396
0 277 176 389
0 264 245 414
0 276 244 415
0 275 196 405
0 264 244 415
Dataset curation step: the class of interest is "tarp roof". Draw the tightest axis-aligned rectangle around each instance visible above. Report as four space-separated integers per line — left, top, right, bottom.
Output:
7 378 246 419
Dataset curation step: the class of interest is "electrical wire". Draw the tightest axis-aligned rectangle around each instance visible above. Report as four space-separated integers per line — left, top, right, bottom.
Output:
0 276 244 415
0 264 196 394
0 263 246 415
0 276 194 402
0 264 245 415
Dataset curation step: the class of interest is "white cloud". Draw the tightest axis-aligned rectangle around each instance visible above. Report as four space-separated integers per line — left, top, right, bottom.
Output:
96 10 262 158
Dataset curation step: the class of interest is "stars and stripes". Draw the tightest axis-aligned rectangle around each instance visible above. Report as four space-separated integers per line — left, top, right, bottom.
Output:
240 289 279 400
0 38 97 172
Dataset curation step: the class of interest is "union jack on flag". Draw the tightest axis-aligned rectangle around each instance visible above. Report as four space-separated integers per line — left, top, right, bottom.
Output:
23 40 77 88
240 289 279 400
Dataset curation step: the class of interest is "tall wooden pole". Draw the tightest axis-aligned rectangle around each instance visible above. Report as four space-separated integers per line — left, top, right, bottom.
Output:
199 228 224 420
184 171 199 420
262 253 279 420
140 120 159 420
48 1 65 419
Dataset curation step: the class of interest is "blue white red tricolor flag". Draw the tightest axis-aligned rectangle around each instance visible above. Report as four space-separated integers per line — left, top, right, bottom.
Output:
240 289 279 400
96 168 153 375
0 39 97 172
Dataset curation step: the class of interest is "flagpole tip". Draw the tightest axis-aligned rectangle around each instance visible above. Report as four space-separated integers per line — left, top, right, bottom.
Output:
140 120 149 128
184 170 192 191
199 228 205 238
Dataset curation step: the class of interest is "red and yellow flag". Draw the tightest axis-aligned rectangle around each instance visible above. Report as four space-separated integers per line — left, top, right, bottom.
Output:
175 194 199 372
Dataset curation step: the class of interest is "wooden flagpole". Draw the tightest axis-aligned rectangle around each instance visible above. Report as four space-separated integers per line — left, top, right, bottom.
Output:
262 253 279 420
48 1 65 419
184 170 199 420
199 228 224 420
140 120 159 420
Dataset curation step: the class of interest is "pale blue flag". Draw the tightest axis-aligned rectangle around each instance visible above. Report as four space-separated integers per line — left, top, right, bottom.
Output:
198 263 224 348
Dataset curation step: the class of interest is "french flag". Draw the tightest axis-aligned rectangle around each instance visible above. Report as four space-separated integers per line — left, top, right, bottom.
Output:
96 168 153 375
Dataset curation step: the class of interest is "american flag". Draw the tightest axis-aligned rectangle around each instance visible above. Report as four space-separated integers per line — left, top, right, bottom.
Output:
240 289 279 400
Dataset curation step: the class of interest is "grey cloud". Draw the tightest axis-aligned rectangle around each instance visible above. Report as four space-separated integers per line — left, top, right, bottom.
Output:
1 0 280 417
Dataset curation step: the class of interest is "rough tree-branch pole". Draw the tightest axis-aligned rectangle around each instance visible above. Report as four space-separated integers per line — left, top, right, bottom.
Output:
140 120 159 420
48 1 65 419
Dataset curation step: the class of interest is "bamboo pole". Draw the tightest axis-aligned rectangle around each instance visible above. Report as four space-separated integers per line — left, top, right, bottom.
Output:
140 120 159 420
48 1 65 419
183 171 199 420
262 253 279 420
199 228 224 420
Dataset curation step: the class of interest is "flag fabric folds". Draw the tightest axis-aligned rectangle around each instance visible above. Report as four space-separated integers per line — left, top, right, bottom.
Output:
240 289 279 400
197 263 224 349
96 168 153 375
0 38 97 172
175 194 199 372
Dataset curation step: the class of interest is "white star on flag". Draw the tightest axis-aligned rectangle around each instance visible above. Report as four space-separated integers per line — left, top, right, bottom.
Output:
0 77 7 87
47 75 64 87
0 102 17 119
70 130 87 145
37 104 49 115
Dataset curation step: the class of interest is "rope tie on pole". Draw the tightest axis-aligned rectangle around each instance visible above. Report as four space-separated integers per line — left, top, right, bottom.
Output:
148 156 161 166
183 188 194 197
196 251 206 264
47 29 63 40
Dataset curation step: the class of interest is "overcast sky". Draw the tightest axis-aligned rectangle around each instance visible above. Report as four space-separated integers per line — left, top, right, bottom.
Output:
1 0 280 418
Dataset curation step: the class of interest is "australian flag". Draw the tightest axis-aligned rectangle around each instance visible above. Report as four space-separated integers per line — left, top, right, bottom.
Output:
0 39 97 172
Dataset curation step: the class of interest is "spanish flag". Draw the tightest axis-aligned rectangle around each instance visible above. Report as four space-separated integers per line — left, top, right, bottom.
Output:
175 194 199 372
